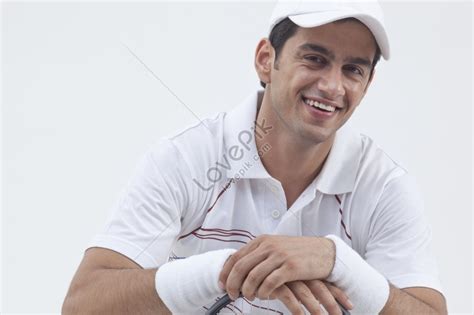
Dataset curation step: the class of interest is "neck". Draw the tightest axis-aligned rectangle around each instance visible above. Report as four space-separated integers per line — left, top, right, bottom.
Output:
255 91 334 206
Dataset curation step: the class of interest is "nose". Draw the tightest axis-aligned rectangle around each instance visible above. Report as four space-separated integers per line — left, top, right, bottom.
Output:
316 67 345 99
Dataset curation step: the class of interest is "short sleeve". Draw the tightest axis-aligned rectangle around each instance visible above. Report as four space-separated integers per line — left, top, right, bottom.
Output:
364 174 443 294
88 139 191 269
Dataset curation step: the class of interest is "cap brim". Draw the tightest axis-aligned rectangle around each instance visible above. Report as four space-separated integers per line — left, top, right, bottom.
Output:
289 11 390 60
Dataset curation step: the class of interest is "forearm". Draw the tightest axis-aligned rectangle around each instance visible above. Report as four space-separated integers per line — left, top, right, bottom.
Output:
325 235 447 314
62 267 170 315
381 284 447 315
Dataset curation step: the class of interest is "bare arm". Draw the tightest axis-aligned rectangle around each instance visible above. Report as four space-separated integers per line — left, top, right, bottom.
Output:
380 285 447 315
62 247 171 315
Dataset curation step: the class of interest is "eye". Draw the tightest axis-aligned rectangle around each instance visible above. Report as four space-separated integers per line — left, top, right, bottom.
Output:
304 55 326 64
344 65 364 76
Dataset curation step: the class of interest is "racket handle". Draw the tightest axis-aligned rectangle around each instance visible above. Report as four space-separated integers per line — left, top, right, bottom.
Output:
205 293 351 314
205 294 234 315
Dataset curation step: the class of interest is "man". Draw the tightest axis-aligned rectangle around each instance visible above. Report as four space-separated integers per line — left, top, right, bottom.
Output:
62 1 447 314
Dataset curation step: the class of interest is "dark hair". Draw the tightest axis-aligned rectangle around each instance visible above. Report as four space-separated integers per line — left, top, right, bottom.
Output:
260 17 382 88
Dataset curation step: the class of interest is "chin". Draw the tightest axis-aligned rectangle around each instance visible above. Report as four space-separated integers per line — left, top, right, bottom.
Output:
311 134 331 144
311 125 335 140
299 129 332 145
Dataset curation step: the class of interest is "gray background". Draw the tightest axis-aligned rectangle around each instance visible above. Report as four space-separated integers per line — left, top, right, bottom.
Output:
1 1 472 314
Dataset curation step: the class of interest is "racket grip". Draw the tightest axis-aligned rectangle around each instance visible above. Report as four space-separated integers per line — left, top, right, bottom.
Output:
205 293 351 315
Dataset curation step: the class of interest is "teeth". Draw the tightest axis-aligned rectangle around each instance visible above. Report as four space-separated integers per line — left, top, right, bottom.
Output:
304 98 336 112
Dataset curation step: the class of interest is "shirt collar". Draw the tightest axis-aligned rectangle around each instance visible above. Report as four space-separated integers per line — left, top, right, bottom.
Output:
224 90 271 179
313 124 362 195
223 90 362 194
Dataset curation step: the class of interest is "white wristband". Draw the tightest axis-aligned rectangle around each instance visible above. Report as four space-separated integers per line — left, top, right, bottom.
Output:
325 235 390 314
155 248 236 314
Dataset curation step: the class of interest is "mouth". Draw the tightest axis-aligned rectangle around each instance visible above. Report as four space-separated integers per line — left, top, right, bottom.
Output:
302 96 339 113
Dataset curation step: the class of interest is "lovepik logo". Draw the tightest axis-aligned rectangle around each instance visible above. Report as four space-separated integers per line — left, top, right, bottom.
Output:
193 119 273 191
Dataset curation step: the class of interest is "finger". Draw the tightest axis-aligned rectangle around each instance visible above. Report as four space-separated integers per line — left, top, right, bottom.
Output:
324 281 353 310
225 249 271 300
306 280 342 315
240 256 283 299
218 239 260 288
256 266 289 299
287 281 322 315
270 285 305 315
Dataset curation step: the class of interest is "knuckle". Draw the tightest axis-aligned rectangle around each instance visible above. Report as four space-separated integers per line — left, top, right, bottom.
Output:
266 243 277 252
298 289 311 300
274 250 288 260
266 276 280 288
226 254 238 267
233 261 245 275
280 292 292 303
292 282 309 298
285 259 298 270
246 272 259 285
299 293 312 304
310 279 326 293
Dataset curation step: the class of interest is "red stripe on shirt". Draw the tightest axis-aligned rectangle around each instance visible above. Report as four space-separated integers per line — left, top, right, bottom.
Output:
200 227 256 239
334 194 352 240
191 233 248 244
179 179 234 240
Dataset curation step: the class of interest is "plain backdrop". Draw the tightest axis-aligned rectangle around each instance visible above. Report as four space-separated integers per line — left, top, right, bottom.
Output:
1 1 472 314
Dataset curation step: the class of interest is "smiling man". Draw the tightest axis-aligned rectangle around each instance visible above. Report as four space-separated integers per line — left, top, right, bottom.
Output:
63 1 447 314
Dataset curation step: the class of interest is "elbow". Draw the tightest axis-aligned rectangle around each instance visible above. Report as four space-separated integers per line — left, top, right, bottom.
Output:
436 302 448 315
62 286 92 315
431 293 448 315
62 277 87 314
62 294 78 315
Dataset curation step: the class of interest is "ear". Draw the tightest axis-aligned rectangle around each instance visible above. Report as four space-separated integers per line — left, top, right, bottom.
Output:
254 38 274 86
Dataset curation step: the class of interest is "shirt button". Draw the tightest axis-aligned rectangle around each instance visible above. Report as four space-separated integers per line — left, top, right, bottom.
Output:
271 209 281 219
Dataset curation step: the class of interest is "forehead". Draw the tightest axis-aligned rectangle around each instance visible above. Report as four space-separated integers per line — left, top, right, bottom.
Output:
285 19 378 61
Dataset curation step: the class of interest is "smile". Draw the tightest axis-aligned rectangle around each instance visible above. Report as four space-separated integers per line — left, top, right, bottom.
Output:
302 96 337 112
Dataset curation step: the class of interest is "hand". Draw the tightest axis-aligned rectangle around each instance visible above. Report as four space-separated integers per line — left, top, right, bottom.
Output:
218 235 336 300
255 279 353 315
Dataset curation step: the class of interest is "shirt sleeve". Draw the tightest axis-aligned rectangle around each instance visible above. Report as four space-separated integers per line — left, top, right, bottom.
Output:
88 139 191 269
364 173 444 294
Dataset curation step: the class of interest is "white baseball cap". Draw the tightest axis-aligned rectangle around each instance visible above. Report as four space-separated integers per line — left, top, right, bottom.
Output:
269 0 390 60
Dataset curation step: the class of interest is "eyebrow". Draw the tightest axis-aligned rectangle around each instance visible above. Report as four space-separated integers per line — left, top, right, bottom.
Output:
297 43 373 67
298 43 335 59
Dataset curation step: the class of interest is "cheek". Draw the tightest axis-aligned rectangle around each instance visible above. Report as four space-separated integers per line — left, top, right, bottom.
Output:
294 67 319 86
345 83 367 104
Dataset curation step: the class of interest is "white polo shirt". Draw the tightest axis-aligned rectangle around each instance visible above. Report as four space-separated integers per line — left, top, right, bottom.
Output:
90 90 442 314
